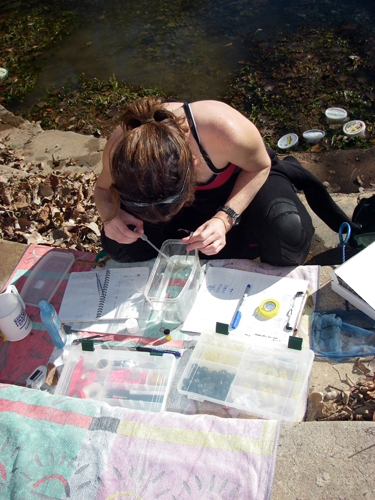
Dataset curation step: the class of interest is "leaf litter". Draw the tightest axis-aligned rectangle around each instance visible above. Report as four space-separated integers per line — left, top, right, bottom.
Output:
0 141 101 253
307 356 375 422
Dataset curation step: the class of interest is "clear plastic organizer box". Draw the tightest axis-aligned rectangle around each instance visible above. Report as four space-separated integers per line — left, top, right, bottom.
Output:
144 239 202 323
55 345 177 412
177 332 314 421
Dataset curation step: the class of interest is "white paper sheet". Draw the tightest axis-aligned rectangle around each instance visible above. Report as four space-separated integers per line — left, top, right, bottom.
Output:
182 267 308 344
59 267 149 322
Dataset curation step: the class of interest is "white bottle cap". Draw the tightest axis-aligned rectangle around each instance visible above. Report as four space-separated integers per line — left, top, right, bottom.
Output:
125 318 139 334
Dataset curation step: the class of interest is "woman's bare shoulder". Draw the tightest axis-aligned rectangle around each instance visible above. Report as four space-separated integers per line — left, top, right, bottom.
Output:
190 101 259 146
190 100 254 131
190 100 241 116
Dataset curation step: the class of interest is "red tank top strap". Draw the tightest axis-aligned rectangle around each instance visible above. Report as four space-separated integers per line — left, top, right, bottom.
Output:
194 164 238 191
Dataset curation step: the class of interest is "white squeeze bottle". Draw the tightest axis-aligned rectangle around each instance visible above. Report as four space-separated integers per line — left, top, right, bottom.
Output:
38 300 67 349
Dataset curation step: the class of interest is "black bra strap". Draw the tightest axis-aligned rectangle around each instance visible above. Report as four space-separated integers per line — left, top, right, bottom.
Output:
183 102 222 174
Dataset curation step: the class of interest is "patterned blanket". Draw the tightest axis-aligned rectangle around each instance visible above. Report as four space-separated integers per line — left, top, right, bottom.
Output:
0 245 320 499
0 383 280 500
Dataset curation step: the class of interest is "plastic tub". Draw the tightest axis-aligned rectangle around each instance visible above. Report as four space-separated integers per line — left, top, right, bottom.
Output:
302 129 325 144
21 251 74 307
178 331 314 421
343 120 366 137
55 345 177 412
144 240 202 323
277 133 299 150
325 107 347 123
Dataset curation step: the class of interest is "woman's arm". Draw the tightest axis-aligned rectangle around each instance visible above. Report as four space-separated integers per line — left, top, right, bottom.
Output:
94 126 143 244
183 101 271 255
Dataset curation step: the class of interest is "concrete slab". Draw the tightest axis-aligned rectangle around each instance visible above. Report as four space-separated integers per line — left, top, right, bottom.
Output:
0 104 106 177
0 240 28 290
22 129 106 175
272 421 375 500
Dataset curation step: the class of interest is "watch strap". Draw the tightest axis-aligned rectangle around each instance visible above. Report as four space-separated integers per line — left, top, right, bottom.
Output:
217 206 241 226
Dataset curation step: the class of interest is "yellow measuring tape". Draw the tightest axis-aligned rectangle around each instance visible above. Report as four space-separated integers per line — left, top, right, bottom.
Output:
257 299 280 319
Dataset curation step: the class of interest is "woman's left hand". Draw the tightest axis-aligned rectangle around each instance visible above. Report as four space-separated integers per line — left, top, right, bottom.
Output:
181 217 228 256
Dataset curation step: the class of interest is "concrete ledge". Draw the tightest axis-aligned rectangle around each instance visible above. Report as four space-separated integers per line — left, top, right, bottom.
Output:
272 421 375 500
0 240 28 290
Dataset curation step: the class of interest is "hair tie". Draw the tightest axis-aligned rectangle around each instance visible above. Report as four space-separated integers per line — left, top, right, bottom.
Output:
141 118 155 125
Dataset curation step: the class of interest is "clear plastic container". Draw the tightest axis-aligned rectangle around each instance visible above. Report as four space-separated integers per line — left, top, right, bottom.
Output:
55 345 177 412
21 251 74 307
144 239 202 323
177 332 314 421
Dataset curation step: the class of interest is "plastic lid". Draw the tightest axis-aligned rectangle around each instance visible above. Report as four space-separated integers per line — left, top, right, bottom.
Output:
343 120 366 136
277 133 299 150
325 107 347 121
302 129 325 144
21 251 74 307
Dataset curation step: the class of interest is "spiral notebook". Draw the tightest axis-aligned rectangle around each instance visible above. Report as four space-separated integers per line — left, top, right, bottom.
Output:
58 267 149 323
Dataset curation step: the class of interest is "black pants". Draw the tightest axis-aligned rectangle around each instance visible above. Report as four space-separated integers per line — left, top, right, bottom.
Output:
101 148 352 266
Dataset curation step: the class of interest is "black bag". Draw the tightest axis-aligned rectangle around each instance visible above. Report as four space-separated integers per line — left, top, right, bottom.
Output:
350 194 375 250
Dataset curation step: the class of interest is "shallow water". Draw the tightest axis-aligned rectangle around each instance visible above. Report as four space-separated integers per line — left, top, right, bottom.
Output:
19 0 375 106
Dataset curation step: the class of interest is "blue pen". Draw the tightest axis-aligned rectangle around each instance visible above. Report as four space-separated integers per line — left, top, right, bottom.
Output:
134 346 181 357
231 284 251 329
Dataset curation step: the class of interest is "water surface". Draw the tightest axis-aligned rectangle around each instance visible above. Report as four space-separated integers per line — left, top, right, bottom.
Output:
21 0 375 104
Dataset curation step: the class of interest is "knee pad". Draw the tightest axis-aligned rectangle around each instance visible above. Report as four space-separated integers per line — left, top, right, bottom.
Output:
264 198 305 246
263 198 312 265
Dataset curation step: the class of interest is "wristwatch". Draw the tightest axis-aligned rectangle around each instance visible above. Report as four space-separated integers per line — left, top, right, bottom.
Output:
217 206 241 226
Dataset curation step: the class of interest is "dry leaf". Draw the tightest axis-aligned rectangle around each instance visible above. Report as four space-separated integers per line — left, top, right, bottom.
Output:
38 184 54 199
25 231 45 244
45 363 59 386
37 206 50 222
306 392 324 421
48 229 70 243
0 187 12 205
86 221 101 237
355 358 370 375
343 391 351 405
17 218 34 231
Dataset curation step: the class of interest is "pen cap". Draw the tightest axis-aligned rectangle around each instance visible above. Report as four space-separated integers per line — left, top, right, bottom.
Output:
125 318 139 334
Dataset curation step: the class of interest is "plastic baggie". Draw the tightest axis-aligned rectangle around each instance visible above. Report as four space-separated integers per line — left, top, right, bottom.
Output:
312 309 375 359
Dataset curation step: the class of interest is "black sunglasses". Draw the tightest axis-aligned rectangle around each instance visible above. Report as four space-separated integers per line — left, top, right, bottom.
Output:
119 162 191 208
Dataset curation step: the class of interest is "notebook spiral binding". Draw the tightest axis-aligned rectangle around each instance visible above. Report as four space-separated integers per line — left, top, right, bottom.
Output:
96 270 111 318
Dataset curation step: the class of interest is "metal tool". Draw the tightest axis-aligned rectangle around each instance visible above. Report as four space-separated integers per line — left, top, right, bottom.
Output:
134 228 171 261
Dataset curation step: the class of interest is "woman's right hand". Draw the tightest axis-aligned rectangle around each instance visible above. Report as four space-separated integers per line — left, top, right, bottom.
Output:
102 209 144 244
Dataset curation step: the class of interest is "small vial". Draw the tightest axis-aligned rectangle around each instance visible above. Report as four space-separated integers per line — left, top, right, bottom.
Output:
125 318 139 334
163 329 172 341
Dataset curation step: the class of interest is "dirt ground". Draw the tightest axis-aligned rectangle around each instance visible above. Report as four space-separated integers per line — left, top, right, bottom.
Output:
287 148 375 195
